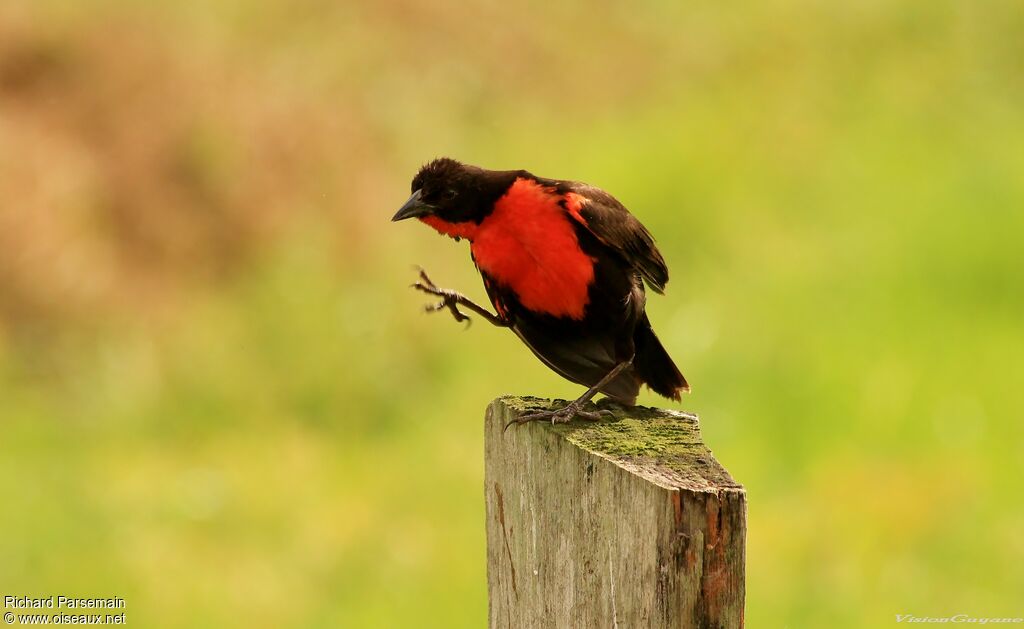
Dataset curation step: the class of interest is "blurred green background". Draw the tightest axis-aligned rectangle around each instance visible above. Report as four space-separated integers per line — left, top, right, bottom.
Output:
1 0 1022 626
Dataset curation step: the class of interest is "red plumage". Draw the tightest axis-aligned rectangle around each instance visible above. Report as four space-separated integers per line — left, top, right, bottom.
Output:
424 178 596 319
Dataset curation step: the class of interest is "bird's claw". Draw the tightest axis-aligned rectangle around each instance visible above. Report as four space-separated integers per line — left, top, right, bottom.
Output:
410 267 472 326
414 266 435 288
424 299 471 326
503 403 614 432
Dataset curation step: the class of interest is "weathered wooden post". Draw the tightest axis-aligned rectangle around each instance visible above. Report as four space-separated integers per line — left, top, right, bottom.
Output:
485 396 746 628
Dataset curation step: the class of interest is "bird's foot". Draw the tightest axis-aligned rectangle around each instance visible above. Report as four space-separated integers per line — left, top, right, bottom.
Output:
411 267 471 326
503 401 614 432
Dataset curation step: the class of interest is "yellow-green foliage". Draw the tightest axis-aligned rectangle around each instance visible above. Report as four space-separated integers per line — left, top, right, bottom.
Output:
0 0 1022 626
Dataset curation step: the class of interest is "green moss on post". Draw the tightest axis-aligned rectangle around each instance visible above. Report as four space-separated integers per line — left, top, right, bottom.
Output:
485 396 746 628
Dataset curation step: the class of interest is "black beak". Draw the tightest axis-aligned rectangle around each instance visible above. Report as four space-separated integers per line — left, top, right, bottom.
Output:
391 189 434 222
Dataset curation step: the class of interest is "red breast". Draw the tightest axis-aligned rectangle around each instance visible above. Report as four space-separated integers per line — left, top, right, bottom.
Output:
419 178 595 319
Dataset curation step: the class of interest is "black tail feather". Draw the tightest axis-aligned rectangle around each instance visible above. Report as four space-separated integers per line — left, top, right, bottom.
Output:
632 313 688 400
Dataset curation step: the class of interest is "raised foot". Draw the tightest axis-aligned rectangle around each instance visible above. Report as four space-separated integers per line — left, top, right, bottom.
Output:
411 266 471 325
503 402 614 432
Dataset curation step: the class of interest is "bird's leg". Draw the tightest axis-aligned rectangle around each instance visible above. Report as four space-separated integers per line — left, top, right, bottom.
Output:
411 267 509 327
504 357 635 431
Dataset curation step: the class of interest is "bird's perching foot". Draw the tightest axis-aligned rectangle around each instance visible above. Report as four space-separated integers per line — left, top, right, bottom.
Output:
503 400 614 432
411 267 471 326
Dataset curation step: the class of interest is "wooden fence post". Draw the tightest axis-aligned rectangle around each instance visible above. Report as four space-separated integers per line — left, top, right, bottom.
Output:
485 396 746 629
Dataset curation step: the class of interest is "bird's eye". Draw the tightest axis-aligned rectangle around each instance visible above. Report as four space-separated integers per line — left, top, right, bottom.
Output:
445 189 457 200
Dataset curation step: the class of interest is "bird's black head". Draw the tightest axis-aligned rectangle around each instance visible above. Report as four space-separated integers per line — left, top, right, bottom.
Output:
392 158 517 226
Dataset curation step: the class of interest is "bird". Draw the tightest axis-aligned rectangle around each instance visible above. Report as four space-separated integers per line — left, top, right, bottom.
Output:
392 158 688 427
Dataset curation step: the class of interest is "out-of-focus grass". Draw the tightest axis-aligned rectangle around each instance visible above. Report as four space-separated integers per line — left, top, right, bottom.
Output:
1 0 1023 626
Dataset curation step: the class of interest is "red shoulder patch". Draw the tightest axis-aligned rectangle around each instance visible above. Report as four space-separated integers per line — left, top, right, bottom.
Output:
564 192 589 226
471 178 595 319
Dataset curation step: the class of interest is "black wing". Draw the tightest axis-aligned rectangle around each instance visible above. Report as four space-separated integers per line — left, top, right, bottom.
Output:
564 183 670 294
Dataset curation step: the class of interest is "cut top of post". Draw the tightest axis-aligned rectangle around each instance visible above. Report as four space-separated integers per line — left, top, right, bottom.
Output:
502 395 743 494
